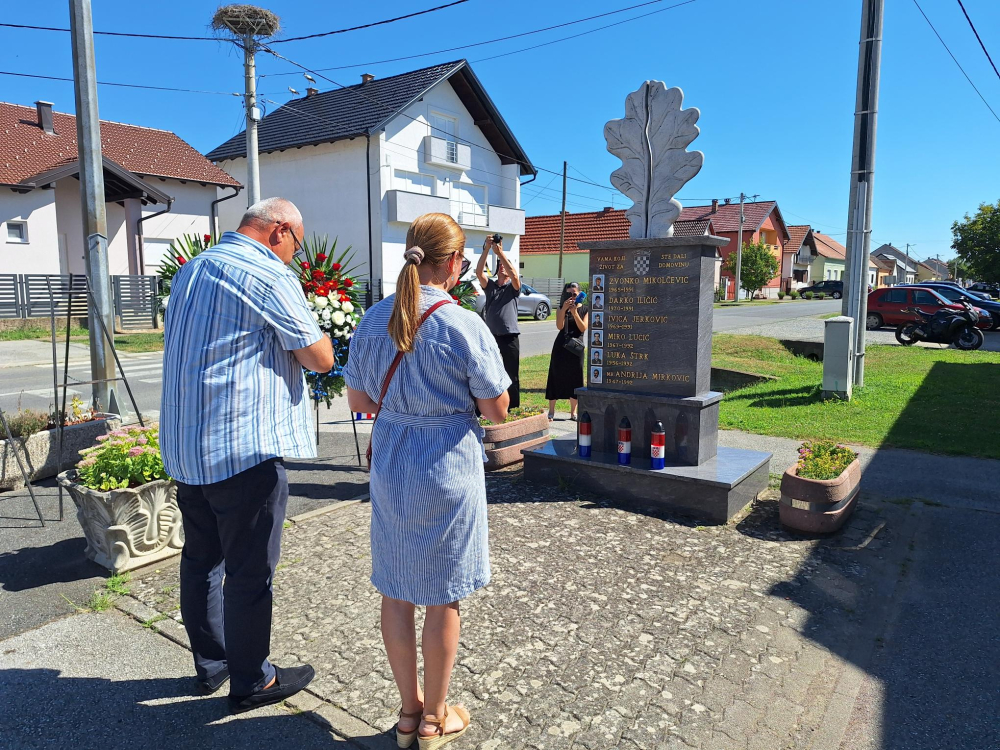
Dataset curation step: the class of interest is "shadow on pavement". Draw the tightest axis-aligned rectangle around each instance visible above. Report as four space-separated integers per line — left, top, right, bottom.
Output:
0 669 371 749
0 536 101 592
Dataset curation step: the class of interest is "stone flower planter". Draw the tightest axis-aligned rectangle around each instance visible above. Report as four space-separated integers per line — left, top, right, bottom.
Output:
779 458 861 534
483 412 550 471
0 415 120 491
56 471 183 573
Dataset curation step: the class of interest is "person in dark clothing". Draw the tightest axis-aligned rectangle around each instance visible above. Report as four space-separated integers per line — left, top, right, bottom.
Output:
545 282 589 421
476 235 521 408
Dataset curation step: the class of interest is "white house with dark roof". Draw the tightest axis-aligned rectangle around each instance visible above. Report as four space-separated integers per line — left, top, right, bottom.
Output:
207 60 535 298
872 243 919 285
1 101 241 276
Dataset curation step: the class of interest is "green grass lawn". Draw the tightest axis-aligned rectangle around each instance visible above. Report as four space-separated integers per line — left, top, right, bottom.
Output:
0 326 164 353
0 326 90 341
522 335 1000 459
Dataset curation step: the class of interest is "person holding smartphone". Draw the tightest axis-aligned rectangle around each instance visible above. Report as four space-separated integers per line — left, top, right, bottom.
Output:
544 282 588 421
476 234 522 408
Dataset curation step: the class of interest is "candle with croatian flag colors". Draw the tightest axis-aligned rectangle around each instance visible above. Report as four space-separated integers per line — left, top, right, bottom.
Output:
578 412 592 458
618 417 632 465
355 413 373 421
650 421 666 470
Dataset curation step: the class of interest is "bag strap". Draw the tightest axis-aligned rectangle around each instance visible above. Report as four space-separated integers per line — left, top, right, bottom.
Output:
370 298 452 428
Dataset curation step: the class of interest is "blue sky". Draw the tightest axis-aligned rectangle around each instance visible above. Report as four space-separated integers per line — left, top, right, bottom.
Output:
3 0 999 262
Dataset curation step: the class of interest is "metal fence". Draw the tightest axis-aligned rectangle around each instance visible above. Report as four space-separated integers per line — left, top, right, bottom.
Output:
520 277 566 307
0 274 158 329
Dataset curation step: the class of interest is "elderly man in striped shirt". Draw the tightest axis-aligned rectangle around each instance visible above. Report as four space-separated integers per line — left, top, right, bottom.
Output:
161 197 333 714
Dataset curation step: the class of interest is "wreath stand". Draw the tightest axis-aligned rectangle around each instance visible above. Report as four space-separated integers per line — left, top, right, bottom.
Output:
314 399 363 467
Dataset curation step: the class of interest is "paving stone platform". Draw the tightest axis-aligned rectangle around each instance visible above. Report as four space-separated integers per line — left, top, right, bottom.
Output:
128 469 909 750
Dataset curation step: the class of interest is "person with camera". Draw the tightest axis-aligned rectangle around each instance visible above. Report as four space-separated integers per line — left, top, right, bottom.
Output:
544 282 588 421
476 234 522 408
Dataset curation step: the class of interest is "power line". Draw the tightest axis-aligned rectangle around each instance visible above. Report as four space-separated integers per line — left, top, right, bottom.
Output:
272 1 470 43
0 69 242 96
264 0 695 77
521 174 560 208
911 0 1000 124
0 3 472 44
955 0 1000 82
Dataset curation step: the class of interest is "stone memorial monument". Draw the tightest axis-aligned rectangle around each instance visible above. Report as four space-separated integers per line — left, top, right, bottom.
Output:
523 82 771 522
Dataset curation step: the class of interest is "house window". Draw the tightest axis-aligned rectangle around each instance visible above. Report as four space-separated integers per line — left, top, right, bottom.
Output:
6 220 28 243
429 111 459 162
394 169 434 195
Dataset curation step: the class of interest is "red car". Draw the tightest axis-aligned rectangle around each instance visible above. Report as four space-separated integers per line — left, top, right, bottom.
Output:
866 286 992 330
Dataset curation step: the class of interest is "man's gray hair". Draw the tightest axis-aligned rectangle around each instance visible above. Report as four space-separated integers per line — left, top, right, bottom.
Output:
240 197 302 229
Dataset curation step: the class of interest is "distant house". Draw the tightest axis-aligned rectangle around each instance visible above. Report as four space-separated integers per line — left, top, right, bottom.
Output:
676 200 791 300
1 101 240 276
869 254 893 288
917 258 948 281
207 60 534 299
786 225 818 289
810 232 847 282
519 207 717 285
872 243 919 285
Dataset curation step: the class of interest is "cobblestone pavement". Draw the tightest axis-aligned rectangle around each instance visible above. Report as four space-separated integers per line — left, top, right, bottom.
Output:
130 471 908 750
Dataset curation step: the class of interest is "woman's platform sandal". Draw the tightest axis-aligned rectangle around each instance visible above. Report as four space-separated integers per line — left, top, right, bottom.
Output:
418 705 471 749
396 708 423 748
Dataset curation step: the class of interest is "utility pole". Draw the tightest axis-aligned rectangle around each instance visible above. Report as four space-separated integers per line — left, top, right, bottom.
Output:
557 161 567 280
735 192 745 301
69 0 116 412
905 243 913 283
243 34 261 206
841 0 883 388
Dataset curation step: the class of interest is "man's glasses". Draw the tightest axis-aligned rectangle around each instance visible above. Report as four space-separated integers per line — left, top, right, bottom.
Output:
290 228 305 260
460 257 471 277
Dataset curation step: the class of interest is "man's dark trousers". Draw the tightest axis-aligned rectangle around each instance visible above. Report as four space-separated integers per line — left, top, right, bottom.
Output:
494 333 520 408
176 458 287 697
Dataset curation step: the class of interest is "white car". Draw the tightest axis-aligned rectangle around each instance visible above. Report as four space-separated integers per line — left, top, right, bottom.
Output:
472 282 551 320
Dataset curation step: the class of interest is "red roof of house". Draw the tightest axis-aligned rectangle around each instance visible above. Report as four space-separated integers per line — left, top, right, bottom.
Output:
677 200 789 241
0 102 240 188
786 224 811 254
870 255 893 271
522 208 714 254
813 232 846 260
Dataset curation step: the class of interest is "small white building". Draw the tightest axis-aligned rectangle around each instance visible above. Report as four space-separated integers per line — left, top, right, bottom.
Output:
0 101 241 277
208 60 535 298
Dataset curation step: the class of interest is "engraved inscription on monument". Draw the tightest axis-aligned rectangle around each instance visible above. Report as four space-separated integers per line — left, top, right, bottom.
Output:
586 242 711 398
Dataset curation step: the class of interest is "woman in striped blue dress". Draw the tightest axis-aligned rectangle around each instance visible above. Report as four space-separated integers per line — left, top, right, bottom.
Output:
345 213 510 749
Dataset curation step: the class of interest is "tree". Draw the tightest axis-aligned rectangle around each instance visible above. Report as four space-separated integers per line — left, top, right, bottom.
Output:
951 200 1000 284
943 256 970 281
723 240 780 300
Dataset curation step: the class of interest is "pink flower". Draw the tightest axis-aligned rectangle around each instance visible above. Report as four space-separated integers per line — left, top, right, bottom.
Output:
111 429 128 437
96 434 110 442
136 436 148 445
128 447 144 457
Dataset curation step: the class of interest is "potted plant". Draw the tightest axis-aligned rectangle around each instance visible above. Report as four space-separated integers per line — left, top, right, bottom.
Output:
1 397 119 490
779 440 861 533
482 406 550 471
57 425 182 573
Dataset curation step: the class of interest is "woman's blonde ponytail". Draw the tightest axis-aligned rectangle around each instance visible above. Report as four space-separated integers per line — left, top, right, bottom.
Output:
387 213 465 353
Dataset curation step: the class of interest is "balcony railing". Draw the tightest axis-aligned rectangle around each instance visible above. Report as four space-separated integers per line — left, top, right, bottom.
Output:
451 200 488 228
423 135 471 171
386 190 525 235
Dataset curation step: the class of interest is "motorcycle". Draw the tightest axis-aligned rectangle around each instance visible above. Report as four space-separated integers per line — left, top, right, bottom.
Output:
895 300 984 350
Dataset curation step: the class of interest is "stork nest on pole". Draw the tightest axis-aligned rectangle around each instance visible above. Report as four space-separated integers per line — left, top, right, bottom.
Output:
211 4 280 40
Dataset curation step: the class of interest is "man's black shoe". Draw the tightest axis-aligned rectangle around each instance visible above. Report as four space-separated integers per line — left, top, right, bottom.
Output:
196 667 231 695
228 664 316 714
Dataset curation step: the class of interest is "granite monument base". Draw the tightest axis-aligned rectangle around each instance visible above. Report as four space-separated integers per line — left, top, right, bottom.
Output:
576 388 720 466
523 440 771 524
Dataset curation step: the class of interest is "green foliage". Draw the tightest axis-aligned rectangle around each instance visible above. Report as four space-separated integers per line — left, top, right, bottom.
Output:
157 233 214 294
804 292 814 300
105 572 131 596
76 425 169 491
478 406 544 426
795 440 857 480
723 240 780 299
777 291 785 300
951 200 1000 284
816 292 826 300
87 590 115 612
6 409 49 439
714 286 726 302
578 281 590 295
789 290 800 299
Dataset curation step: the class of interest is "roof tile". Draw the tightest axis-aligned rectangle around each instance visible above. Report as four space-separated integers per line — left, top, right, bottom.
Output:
522 209 712 253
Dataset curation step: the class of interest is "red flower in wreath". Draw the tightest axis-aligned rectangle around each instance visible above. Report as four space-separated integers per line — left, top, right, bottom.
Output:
177 256 186 265
311 269 324 280
315 288 329 297
340 294 349 303
305 281 317 292
300 261 310 269
329 279 339 290
344 278 354 288
332 262 342 272
316 253 327 262
203 234 212 244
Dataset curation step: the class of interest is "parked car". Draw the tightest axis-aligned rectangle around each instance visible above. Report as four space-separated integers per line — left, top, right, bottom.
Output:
898 283 1000 329
866 286 993 330
967 282 1000 300
473 283 551 320
798 280 844 299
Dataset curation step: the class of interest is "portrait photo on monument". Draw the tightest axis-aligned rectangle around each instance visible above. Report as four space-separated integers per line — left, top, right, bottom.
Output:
591 366 603 384
592 312 603 329
592 274 605 292
591 348 603 366
593 293 604 310
591 330 603 347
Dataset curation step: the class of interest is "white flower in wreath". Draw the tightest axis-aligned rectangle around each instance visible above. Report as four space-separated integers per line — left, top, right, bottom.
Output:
314 296 329 309
331 310 346 327
311 311 320 321
321 308 332 322
342 301 354 314
330 298 341 309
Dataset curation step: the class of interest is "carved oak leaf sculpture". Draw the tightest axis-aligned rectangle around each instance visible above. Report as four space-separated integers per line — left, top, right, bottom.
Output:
605 82 704 239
